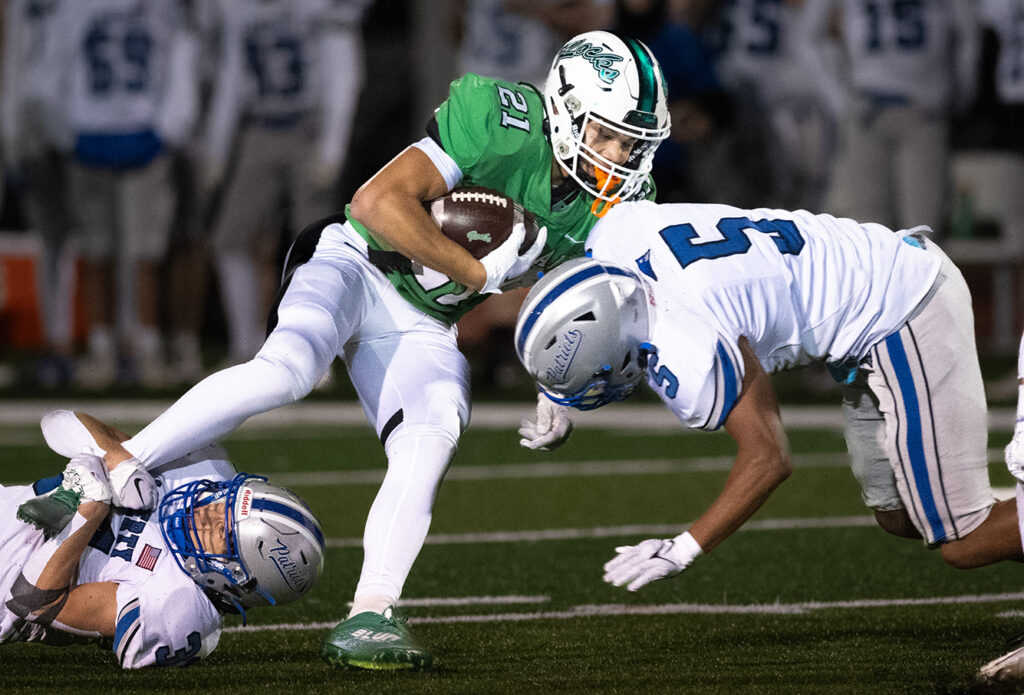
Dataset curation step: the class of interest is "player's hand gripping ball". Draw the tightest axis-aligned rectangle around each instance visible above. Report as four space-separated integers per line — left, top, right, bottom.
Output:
428 187 540 259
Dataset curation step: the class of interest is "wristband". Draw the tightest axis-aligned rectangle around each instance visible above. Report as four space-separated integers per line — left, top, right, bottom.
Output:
668 531 704 567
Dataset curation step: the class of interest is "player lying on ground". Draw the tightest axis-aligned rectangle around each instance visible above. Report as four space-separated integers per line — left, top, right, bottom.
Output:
514 200 1024 690
1 411 324 668
32 31 670 671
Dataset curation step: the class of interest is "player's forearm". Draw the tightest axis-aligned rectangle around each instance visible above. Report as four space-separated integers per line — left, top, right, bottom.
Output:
6 502 109 628
33 502 109 591
350 185 487 291
687 450 791 553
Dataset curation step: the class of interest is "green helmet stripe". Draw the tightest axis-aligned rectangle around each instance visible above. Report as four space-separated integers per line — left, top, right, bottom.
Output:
623 37 658 114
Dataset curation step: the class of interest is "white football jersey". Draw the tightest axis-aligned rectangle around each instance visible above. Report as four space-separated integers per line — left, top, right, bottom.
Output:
711 0 831 106
830 0 980 110
585 201 941 431
1 0 70 150
53 0 197 142
0 445 237 668
456 0 562 87
201 0 363 166
979 0 1024 104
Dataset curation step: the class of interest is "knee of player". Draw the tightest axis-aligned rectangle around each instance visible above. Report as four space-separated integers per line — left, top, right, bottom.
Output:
939 540 981 570
873 509 922 539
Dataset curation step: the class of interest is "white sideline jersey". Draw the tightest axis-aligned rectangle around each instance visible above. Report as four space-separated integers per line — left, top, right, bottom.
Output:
979 0 1024 104
585 201 941 431
201 0 368 168
0 446 235 668
815 0 979 111
53 0 197 143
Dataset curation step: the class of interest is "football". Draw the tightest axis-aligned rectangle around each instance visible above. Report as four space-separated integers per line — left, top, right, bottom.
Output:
428 187 540 259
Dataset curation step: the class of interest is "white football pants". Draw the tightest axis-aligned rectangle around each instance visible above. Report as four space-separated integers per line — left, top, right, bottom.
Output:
841 238 992 545
124 221 471 605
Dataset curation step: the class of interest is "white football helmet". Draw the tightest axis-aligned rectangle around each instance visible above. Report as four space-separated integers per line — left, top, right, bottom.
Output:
515 257 652 410
159 474 325 622
544 31 671 204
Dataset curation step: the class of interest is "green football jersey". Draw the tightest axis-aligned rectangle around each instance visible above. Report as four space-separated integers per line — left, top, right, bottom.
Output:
345 73 655 325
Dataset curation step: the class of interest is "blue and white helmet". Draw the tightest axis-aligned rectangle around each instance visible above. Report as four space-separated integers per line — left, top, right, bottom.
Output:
515 257 652 410
159 474 325 621
544 31 671 203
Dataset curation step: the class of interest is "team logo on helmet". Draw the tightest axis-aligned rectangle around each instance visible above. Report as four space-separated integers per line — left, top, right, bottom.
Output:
556 39 624 84
546 329 583 383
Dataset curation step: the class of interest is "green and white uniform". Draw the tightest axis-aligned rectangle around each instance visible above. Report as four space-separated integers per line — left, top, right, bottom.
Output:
345 73 655 324
120 71 657 630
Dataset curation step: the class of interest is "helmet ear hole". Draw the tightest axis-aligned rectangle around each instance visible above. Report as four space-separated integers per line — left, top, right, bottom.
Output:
576 311 596 322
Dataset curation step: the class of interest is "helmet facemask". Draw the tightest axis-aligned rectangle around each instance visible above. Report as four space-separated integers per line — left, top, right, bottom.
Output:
516 257 653 411
545 32 671 206
540 340 654 410
160 473 325 624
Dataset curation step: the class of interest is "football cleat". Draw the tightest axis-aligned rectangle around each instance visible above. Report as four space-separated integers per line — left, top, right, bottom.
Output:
17 487 81 539
977 635 1024 691
320 607 432 671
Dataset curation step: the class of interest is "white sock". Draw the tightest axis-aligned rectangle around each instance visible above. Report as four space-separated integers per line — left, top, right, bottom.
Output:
353 433 456 606
87 325 116 358
134 325 163 360
348 593 394 618
217 252 264 360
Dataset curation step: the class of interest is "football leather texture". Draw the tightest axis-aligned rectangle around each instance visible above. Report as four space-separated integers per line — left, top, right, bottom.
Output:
428 187 540 259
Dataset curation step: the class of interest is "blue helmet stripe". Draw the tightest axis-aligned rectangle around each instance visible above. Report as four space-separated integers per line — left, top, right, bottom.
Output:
517 263 636 357
253 498 326 548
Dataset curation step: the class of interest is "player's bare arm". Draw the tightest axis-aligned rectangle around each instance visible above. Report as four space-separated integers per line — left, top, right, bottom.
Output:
687 338 792 553
35 501 119 637
9 481 118 638
349 146 489 291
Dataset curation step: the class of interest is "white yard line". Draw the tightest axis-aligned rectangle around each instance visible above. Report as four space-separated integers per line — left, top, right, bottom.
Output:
324 515 880 548
0 401 1014 431
225 591 1024 633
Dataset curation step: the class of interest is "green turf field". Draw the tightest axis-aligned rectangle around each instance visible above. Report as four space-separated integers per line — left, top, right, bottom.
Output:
2 406 1022 694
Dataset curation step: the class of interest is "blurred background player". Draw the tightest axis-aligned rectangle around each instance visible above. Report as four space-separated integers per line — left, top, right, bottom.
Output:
804 0 980 236
201 0 370 367
699 0 841 211
53 0 201 388
1 410 324 668
1 0 77 388
163 0 222 386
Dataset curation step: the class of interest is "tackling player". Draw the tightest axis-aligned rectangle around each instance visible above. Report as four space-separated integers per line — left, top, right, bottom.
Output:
2 411 324 668
514 200 1024 690
56 31 670 670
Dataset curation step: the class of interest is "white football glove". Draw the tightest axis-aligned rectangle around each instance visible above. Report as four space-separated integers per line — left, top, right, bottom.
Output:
479 223 548 294
519 392 574 451
1007 433 1024 484
108 458 159 510
602 532 703 592
61 453 113 504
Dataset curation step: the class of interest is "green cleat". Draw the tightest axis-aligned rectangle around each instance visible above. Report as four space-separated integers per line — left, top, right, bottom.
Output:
16 487 81 539
320 606 432 671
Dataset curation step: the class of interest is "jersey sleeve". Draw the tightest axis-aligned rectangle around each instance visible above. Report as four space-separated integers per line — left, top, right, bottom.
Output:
648 322 745 432
113 578 221 668
432 73 495 172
